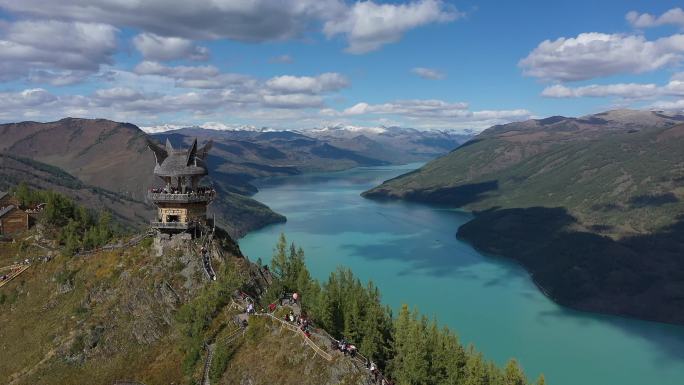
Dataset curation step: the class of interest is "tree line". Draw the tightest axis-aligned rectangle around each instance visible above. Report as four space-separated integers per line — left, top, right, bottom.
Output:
264 233 547 385
11 183 116 254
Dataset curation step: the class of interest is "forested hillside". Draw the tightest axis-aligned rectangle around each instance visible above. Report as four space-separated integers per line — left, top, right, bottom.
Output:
0 190 544 384
364 109 684 324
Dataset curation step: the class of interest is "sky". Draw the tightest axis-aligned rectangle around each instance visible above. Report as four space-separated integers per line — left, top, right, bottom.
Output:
0 0 683 133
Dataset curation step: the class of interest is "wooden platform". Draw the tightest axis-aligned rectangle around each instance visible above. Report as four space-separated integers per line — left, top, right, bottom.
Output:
0 264 30 288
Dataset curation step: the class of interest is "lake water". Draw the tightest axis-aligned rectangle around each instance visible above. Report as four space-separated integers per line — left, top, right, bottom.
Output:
239 163 684 385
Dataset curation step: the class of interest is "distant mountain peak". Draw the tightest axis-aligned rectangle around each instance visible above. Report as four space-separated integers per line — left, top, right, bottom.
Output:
310 124 388 134
141 122 277 134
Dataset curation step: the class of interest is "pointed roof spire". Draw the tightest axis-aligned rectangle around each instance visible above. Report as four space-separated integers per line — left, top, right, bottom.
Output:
147 138 168 166
198 140 213 160
186 138 198 166
165 138 174 152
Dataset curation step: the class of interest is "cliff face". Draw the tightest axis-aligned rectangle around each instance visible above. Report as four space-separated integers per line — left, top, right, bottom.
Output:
363 110 684 325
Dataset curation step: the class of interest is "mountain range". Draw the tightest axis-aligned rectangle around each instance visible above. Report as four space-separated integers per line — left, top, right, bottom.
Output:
1 118 469 237
364 109 684 324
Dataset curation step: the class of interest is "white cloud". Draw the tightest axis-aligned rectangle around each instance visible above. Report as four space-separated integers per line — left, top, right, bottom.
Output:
0 0 345 42
26 69 102 86
541 83 659 99
133 33 209 61
663 80 684 96
132 61 255 89
130 62 345 104
541 73 684 100
626 8 684 29
94 87 145 101
0 84 532 131
8 88 56 106
323 98 531 130
0 1 457 54
262 94 324 108
0 88 80 120
133 61 219 79
520 32 684 81
411 67 445 79
0 20 117 82
340 99 469 117
266 73 349 94
323 0 461 53
651 99 684 111
0 0 457 55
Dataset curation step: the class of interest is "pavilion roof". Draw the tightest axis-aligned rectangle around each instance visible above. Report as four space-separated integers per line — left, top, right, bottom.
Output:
147 138 212 178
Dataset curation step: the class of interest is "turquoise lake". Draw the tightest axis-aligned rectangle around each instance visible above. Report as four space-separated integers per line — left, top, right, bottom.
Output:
238 163 684 385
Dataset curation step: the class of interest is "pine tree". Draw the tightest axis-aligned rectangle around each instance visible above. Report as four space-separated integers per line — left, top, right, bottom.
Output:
388 304 411 380
270 233 288 279
440 328 467 385
535 374 546 385
504 359 527 385
464 351 488 385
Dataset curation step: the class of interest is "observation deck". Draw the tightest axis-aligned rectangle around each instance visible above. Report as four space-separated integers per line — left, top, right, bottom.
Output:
147 191 215 204
149 221 192 230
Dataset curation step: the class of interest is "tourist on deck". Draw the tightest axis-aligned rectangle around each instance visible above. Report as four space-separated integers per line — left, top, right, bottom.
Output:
338 338 347 353
370 362 378 382
348 344 357 358
246 303 255 314
268 303 276 312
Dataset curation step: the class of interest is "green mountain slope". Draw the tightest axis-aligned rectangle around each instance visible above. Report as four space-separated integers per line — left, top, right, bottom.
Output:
0 154 151 229
364 109 684 324
1 209 541 385
1 118 284 236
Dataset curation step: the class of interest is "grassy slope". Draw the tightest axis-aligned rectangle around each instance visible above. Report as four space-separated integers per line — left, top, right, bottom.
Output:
0 237 185 385
218 316 365 385
365 125 684 236
0 229 364 385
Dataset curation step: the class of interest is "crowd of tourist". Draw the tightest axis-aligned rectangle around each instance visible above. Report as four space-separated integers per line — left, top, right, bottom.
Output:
201 246 216 281
1 255 51 282
234 289 394 385
334 338 358 357
148 186 216 196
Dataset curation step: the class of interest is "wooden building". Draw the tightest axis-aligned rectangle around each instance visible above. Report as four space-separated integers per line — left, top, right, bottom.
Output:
0 191 20 207
147 138 214 236
0 205 29 235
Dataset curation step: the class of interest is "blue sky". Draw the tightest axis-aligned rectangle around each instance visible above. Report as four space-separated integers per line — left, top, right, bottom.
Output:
0 0 683 132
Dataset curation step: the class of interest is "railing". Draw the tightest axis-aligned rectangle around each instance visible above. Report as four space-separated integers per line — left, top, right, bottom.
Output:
0 264 30 288
148 192 214 203
202 344 215 385
251 313 333 361
150 221 190 230
76 230 154 256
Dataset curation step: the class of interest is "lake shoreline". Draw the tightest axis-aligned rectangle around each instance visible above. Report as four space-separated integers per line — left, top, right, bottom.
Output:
238 164 684 385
